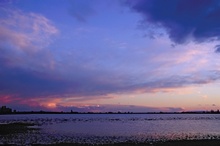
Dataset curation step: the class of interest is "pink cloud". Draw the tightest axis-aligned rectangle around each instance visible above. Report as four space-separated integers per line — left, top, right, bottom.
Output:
0 8 58 53
0 7 59 71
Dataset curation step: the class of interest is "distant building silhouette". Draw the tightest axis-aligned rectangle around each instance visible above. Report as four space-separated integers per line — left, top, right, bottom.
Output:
0 106 12 114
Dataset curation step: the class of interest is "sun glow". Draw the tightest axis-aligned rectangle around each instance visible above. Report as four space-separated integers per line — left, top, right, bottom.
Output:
47 103 57 108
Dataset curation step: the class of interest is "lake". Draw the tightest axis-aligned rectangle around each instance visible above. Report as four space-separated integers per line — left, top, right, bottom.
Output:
1 114 220 145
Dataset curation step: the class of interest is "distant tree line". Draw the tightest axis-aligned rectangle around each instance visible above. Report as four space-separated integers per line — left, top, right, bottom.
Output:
1 106 220 114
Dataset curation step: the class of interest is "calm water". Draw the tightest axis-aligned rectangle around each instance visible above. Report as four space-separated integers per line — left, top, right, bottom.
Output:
1 114 220 144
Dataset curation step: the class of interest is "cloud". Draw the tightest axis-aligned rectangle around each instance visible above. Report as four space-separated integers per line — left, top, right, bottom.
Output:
0 7 58 69
0 7 58 79
124 0 220 44
0 8 58 53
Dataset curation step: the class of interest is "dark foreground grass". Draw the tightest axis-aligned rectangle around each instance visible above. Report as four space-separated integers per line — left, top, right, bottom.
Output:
1 139 220 146
32 140 220 146
0 139 213 146
0 122 38 135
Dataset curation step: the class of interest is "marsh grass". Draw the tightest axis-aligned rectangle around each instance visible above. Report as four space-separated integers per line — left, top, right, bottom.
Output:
0 122 39 135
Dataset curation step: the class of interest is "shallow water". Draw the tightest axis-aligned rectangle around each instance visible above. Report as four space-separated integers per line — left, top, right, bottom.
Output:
1 114 220 144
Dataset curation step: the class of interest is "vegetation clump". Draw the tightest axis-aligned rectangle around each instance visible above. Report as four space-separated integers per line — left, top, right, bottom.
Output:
0 122 38 135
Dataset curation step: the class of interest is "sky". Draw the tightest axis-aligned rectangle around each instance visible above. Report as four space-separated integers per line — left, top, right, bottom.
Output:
1 0 220 112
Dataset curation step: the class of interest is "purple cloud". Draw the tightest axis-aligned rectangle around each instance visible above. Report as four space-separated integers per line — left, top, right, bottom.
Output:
125 0 220 45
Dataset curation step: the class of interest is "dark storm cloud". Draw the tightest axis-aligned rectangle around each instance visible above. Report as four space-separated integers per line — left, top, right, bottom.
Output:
125 0 220 44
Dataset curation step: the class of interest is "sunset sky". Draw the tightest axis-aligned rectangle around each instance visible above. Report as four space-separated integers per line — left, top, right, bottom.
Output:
1 0 220 112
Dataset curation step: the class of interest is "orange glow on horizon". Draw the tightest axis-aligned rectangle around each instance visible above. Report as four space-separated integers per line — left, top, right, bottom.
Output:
47 103 57 108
